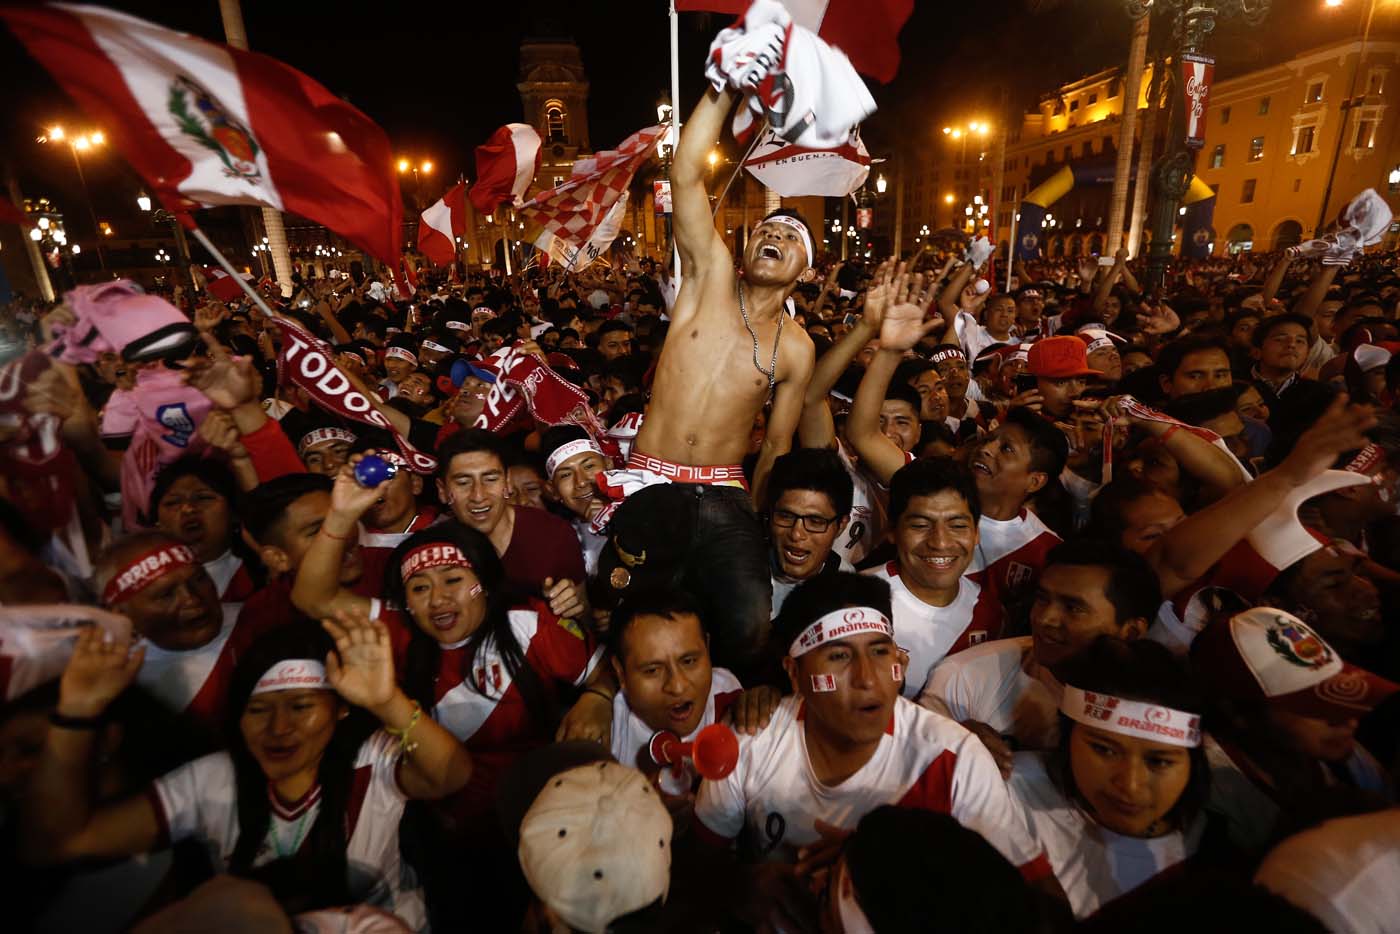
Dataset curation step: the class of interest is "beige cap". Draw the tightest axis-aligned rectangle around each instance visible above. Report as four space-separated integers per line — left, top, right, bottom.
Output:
517 761 672 933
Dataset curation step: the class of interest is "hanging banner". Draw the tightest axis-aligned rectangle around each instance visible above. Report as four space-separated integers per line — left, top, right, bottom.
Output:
856 208 873 229
1181 53 1215 150
653 179 672 215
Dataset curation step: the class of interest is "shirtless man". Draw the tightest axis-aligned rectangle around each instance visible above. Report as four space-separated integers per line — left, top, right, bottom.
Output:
627 86 815 671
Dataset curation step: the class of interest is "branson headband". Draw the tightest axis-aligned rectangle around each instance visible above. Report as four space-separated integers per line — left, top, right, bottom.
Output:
421 339 450 354
401 542 473 583
252 659 330 695
789 606 893 658
445 320 471 332
298 426 357 455
1059 686 1202 748
385 346 418 365
102 543 198 605
545 439 605 479
338 350 366 367
929 346 967 365
755 215 813 268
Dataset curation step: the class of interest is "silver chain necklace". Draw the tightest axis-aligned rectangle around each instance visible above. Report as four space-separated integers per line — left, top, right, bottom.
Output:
737 280 785 394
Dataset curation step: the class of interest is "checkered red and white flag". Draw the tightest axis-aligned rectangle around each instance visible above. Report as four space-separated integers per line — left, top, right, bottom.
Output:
519 125 664 256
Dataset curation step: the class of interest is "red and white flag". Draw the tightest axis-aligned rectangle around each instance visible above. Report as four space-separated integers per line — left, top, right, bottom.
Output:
1 4 402 265
418 181 466 267
743 126 870 197
469 123 542 214
677 0 913 83
203 265 253 302
519 126 663 259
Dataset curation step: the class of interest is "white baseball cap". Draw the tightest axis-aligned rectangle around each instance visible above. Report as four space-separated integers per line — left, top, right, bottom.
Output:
517 762 672 933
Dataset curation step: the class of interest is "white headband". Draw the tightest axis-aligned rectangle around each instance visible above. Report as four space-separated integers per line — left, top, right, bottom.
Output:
299 426 356 454
421 339 450 353
385 346 417 365
1060 686 1202 748
755 215 813 268
252 659 330 695
789 606 893 658
546 438 604 479
446 320 471 332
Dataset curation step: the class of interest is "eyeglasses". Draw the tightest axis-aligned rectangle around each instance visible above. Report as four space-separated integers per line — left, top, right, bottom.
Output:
771 509 839 533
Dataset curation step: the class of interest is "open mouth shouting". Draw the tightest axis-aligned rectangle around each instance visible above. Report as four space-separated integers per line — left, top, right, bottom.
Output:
666 699 696 726
971 453 995 478
758 243 783 261
428 610 459 633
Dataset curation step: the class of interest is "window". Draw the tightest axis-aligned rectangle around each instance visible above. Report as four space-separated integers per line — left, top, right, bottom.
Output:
1306 81 1324 104
1355 118 1377 149
1064 145 1073 161
1070 99 1080 112
1082 141 1093 157
545 103 567 143
1047 149 1055 164
1249 136 1265 161
1294 125 1316 155
1242 179 1257 203
1088 93 1098 105
1258 96 1271 115
1221 106 1231 124
1211 144 1225 168
1368 69 1385 94
1293 178 1302 192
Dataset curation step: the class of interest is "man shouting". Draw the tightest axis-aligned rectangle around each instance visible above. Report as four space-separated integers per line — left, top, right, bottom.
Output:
627 86 815 671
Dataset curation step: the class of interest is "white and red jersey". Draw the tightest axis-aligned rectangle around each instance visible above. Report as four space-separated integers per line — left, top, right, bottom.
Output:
203 549 257 606
610 667 743 795
148 730 425 931
866 562 1004 697
694 695 1050 880
968 510 1060 609
833 440 913 567
917 636 1063 752
137 604 254 731
1007 751 1203 919
1147 538 1292 656
358 509 441 559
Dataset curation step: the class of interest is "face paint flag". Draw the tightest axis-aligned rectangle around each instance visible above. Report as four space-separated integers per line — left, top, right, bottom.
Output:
1181 53 1215 150
275 317 436 473
1 4 402 266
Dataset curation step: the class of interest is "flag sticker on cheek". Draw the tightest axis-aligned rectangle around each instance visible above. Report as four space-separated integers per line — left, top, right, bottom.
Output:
469 583 483 597
891 663 903 682
810 674 838 693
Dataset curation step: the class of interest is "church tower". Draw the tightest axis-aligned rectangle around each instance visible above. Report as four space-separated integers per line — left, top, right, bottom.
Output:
517 36 591 196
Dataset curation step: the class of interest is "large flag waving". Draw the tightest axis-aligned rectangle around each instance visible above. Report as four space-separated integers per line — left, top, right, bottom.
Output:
2 3 402 265
536 193 629 269
677 0 913 84
519 125 663 260
470 123 542 214
418 182 466 267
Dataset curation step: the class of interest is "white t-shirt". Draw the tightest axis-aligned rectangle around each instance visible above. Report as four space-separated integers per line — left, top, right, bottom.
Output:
918 636 1063 752
150 731 425 931
610 667 743 795
694 695 1050 879
137 603 242 721
571 518 608 578
833 440 891 567
866 562 1003 697
1007 751 1203 919
969 510 1061 609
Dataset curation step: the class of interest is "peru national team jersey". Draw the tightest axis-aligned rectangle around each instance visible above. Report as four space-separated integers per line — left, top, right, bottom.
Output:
866 562 1004 697
358 509 441 558
610 667 743 795
1008 751 1202 919
968 510 1060 609
137 604 251 732
149 731 425 930
918 636 1064 751
694 696 1049 880
203 549 257 607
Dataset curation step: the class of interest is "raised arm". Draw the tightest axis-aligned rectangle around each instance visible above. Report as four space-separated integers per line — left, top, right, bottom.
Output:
938 262 976 349
1260 254 1293 307
290 460 379 621
1291 263 1340 322
672 88 737 277
797 263 892 448
847 347 912 485
1145 395 1375 597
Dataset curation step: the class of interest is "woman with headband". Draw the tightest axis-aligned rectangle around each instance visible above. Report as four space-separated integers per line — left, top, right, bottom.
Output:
19 616 471 931
1006 637 1213 919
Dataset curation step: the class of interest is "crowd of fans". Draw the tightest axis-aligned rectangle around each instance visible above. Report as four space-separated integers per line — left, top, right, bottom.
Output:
3 113 1400 934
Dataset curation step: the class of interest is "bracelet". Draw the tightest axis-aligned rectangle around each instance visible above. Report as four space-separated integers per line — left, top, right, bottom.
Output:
385 702 422 755
584 687 614 704
318 525 353 542
50 710 103 730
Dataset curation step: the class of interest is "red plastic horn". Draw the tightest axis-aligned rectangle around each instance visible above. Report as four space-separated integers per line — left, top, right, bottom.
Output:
647 722 739 781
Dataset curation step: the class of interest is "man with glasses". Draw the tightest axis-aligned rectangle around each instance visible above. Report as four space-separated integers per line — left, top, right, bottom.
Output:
765 450 855 619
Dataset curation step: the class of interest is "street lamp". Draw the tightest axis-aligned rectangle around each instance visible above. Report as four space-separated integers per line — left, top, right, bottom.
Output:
876 175 888 195
139 193 196 300
37 124 109 273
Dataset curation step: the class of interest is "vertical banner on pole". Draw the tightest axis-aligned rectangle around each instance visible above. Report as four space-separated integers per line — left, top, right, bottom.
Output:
1181 53 1215 150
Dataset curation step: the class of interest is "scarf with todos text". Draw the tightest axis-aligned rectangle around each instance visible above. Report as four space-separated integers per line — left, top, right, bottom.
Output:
274 317 437 473
473 343 620 461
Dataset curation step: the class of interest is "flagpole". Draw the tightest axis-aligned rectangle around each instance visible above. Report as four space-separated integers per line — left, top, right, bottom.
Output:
711 125 765 220
1005 210 1018 292
189 226 281 321
669 0 682 282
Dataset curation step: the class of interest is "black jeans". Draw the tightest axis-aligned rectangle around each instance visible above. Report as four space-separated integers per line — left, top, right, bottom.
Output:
676 483 772 678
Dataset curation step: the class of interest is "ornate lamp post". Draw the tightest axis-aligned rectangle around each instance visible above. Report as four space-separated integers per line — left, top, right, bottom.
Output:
1138 0 1271 290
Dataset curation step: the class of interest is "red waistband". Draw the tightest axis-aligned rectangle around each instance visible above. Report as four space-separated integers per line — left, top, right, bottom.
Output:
627 450 749 488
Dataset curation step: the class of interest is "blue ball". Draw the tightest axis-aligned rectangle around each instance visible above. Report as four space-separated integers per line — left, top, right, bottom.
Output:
354 454 398 488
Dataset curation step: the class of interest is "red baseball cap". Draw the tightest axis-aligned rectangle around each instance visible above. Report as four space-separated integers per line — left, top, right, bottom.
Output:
1191 608 1397 720
1027 335 1101 378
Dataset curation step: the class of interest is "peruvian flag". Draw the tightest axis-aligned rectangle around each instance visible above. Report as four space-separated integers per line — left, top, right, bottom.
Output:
676 0 913 83
1 4 402 266
203 265 254 301
417 182 466 267
469 123 542 214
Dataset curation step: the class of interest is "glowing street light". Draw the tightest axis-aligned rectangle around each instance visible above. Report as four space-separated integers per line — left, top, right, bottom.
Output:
136 191 152 213
420 160 433 174
944 193 954 204
38 124 108 271
875 174 888 194
29 227 42 242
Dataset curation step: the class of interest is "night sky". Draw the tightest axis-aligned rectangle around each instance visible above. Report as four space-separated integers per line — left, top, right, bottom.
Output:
0 0 1374 234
